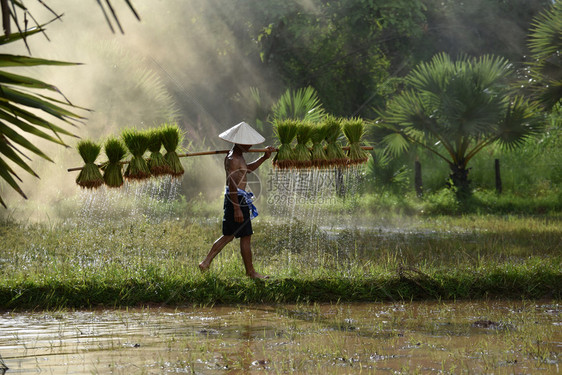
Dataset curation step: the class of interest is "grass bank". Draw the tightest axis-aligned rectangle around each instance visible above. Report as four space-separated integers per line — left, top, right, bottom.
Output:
0 212 560 310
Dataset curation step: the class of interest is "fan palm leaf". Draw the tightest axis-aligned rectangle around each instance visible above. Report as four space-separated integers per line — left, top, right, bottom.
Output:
527 1 562 109
272 86 325 123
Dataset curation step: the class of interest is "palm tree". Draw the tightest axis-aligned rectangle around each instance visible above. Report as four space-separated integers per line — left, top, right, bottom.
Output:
0 1 139 207
377 53 544 199
527 0 562 110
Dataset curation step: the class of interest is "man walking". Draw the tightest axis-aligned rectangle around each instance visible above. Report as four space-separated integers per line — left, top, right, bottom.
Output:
199 122 274 279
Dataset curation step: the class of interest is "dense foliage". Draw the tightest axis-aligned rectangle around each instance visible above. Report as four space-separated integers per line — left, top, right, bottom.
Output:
1 0 561 206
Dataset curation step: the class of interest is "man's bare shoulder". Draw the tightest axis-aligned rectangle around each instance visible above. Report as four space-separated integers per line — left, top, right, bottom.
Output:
225 152 246 170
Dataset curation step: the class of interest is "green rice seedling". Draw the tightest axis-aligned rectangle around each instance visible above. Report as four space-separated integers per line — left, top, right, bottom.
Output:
102 137 127 188
293 121 313 168
310 122 328 168
342 117 369 165
147 128 172 176
323 116 348 167
75 139 104 189
122 128 151 180
160 123 185 177
272 119 298 169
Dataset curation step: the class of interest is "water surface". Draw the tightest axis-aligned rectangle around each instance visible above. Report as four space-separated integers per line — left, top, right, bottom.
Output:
1 301 560 374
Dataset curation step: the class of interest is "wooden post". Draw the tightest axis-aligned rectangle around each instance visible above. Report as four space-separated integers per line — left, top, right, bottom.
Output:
67 146 374 172
495 158 502 194
414 158 423 197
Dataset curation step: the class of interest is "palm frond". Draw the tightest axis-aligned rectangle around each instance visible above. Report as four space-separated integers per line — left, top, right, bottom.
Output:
407 52 454 96
527 1 562 109
0 55 84 206
528 2 562 62
381 132 411 157
495 97 545 151
272 86 325 123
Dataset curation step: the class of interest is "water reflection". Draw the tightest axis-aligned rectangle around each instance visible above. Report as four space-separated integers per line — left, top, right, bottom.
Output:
0 301 559 374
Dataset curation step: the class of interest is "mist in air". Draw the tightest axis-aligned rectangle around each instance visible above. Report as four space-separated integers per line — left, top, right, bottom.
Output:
0 0 543 219
2 0 290 218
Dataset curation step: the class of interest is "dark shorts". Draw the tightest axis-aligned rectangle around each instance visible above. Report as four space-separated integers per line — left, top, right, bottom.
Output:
222 194 253 238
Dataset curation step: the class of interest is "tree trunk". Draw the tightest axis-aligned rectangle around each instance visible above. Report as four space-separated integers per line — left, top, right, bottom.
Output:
495 158 502 195
449 164 471 200
414 158 423 197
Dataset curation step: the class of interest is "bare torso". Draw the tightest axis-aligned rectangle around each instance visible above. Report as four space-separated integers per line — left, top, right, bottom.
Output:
225 150 248 190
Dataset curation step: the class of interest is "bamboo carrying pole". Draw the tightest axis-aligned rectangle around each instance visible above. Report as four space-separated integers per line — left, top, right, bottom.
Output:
67 146 373 172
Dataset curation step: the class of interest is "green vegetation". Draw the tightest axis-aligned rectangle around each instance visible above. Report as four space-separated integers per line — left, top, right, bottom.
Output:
342 117 369 164
0 207 559 309
0 1 139 207
310 123 328 167
75 140 104 189
271 86 325 123
102 137 127 188
147 128 171 176
122 128 151 180
527 1 562 109
0 39 84 205
160 123 185 177
272 119 298 169
292 122 313 168
324 116 348 166
377 53 544 199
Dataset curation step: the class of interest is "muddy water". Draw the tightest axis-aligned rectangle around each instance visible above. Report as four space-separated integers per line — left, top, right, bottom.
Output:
0 301 559 374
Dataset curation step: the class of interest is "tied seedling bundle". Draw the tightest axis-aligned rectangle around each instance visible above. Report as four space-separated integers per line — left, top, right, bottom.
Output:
147 128 172 176
102 137 126 188
342 117 369 165
161 123 184 177
293 122 313 168
310 122 328 168
122 128 151 180
76 139 104 189
272 119 298 169
324 116 348 166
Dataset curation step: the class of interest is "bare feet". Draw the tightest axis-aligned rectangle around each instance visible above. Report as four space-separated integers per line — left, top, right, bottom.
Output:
247 271 269 279
198 262 209 272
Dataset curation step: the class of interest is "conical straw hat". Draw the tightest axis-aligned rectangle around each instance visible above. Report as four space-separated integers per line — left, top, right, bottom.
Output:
218 121 265 145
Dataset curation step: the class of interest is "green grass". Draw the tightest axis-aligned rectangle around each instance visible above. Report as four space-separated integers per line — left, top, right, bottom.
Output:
0 209 559 309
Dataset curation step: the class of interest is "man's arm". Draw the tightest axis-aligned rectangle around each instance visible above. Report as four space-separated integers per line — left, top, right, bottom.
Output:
247 146 275 172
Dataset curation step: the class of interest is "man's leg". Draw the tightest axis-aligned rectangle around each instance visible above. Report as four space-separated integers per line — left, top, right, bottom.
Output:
240 235 268 279
199 234 235 271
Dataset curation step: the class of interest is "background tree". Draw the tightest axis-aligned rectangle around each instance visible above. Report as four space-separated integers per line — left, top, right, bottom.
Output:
232 0 427 118
377 53 544 199
413 0 552 63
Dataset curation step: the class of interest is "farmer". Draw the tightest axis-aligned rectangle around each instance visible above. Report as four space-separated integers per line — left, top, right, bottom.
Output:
199 121 274 279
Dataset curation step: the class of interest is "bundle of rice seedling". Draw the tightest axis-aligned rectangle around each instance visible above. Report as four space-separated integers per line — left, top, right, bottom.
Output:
292 122 313 168
342 117 369 165
75 139 104 189
160 123 185 177
102 137 126 188
272 119 298 169
147 128 172 176
310 123 328 168
323 116 348 166
122 128 151 180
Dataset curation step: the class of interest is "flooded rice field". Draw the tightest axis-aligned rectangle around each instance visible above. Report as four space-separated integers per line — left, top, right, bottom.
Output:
0 301 559 374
